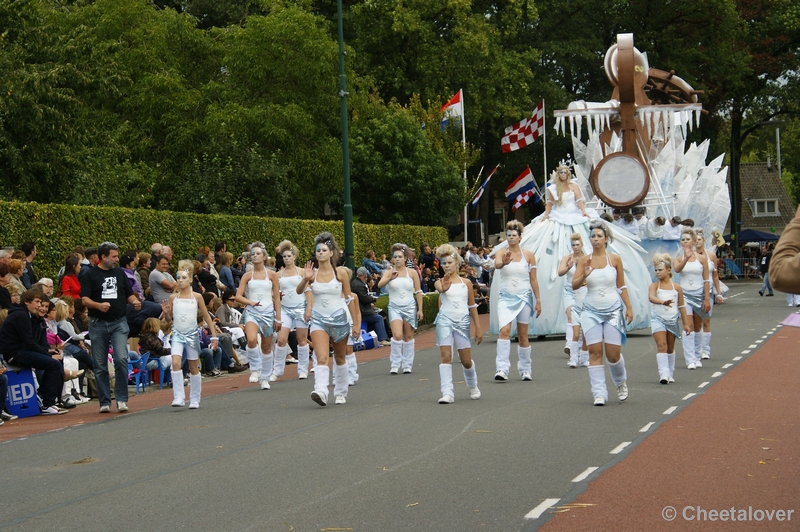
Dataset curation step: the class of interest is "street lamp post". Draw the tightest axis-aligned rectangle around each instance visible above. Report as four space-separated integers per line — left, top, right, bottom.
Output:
337 0 354 270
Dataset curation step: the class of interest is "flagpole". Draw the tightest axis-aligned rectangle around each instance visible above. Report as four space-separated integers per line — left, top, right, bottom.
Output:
542 99 548 186
460 89 468 245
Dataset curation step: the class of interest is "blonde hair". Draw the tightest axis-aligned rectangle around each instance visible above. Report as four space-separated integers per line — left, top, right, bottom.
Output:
177 259 194 275
570 232 582 244
54 299 70 322
652 253 673 274
277 240 299 260
505 220 524 235
680 228 697 244
435 244 462 266
554 165 571 206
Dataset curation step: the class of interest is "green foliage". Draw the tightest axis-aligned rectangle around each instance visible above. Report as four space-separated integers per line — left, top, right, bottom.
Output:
0 200 448 279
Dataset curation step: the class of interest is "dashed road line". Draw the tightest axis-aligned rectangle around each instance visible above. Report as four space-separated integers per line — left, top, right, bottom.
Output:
712 371 723 378
525 498 560 519
609 442 631 454
733 356 742 361
572 467 599 483
723 364 733 369
682 393 696 400
663 406 678 415
639 422 655 433
698 381 709 388
741 350 751 354
748 344 758 348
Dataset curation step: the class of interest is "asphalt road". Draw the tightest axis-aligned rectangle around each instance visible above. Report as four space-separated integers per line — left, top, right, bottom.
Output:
1 281 791 532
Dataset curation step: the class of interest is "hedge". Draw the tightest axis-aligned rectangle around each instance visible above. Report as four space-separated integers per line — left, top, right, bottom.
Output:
0 201 448 279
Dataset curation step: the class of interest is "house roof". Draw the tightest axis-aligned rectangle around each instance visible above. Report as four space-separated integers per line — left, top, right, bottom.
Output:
730 162 795 234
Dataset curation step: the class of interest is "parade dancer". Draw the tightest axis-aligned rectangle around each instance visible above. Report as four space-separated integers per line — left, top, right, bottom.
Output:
558 232 588 368
673 229 711 370
573 221 634 406
695 229 723 361
273 240 312 380
434 244 482 404
234 242 282 390
649 254 692 384
296 233 360 406
338 267 360 387
168 260 219 409
493 221 541 381
377 243 424 375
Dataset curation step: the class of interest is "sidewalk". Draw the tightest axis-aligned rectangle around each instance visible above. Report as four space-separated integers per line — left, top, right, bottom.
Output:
538 322 800 531
0 315 490 442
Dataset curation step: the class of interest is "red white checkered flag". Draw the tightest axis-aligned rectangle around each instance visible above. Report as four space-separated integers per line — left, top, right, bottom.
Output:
501 101 545 153
512 190 534 212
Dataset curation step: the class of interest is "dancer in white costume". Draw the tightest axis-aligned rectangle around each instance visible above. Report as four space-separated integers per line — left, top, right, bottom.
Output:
378 243 424 375
573 221 633 406
274 240 312 381
558 232 589 368
234 242 282 390
434 244 482 404
648 254 692 384
493 220 541 382
694 229 723 361
296 233 360 406
339 267 360 387
490 164 651 337
673 229 710 370
168 260 219 409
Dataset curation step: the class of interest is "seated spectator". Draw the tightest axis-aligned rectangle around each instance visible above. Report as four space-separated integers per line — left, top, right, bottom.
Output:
1 358 19 424
472 284 488 314
217 252 236 292
78 247 97 280
6 259 26 295
0 263 12 309
59 255 82 299
136 252 152 299
121 254 144 300
361 250 383 276
137 317 172 373
149 255 177 303
351 267 390 346
54 298 93 403
34 278 55 299
0 289 78 415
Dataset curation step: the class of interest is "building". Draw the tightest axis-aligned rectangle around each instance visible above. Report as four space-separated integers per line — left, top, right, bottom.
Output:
731 161 795 236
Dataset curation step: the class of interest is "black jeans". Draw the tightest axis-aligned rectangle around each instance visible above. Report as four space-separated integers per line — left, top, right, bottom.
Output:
7 350 61 408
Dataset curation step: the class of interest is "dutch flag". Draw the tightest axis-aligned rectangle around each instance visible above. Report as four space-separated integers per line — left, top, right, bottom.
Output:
505 166 535 201
441 89 463 130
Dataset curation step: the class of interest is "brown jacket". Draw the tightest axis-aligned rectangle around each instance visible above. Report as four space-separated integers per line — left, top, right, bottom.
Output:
768 206 800 294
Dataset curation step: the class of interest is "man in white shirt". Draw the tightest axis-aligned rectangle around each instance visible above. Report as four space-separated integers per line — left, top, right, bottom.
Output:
662 216 683 240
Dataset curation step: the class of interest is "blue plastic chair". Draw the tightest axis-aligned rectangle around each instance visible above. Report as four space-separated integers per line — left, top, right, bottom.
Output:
127 352 150 394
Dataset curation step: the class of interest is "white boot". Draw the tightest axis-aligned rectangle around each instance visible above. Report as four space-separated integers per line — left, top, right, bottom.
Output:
564 323 573 355
401 339 415 373
656 353 670 384
517 346 532 380
463 361 480 399
311 364 329 406
271 344 287 381
682 332 697 369
189 373 202 409
588 365 607 405
700 332 711 359
345 353 359 385
495 339 511 380
608 355 628 401
310 352 318 373
246 346 262 383
297 344 310 379
693 333 704 367
580 349 590 367
568 342 580 368
260 353 273 389
389 339 402 374
171 370 185 407
667 353 676 383
333 362 349 404
438 364 454 403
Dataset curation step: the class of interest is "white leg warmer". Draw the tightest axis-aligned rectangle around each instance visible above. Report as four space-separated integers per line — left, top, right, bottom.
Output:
333 362 349 398
701 332 711 358
568 342 580 367
189 373 201 408
313 365 330 396
588 365 608 402
439 364 454 398
694 333 703 362
273 344 287 377
656 353 670 383
463 361 478 389
517 345 532 375
682 332 696 366
668 353 676 379
389 339 403 371
580 349 590 367
171 370 185 407
345 353 359 384
260 353 274 383
401 340 415 372
607 355 627 387
565 324 574 343
246 346 262 377
495 339 511 374
297 344 310 377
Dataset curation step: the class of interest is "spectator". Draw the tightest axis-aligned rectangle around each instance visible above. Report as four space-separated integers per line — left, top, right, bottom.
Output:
0 263 12 309
7 259 26 295
149 243 163 270
81 241 141 414
769 205 800 294
0 360 19 424
758 244 774 296
136 252 152 299
214 241 226 266
34 278 55 298
0 289 70 415
79 247 98 280
0 249 9 266
351 267 390 346
361 250 383 276
54 298 93 402
60 255 82 299
149 255 177 303
121 254 144 300
217 252 236 292
418 243 436 271
21 241 38 288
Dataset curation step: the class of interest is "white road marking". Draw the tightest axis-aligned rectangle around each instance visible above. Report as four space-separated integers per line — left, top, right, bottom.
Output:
723 364 733 369
755 340 763 344
728 292 745 298
749 344 758 348
572 467 599 482
682 393 696 400
698 381 709 388
663 406 678 415
640 422 655 432
742 349 751 354
525 498 560 519
712 371 723 378
609 442 631 454
733 356 742 360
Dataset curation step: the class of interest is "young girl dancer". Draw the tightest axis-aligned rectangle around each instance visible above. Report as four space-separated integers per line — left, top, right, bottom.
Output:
694 229 723 361
169 260 219 408
673 229 711 370
649 254 692 384
296 233 360 406
234 242 282 389
558 233 588 368
493 221 541 381
378 243 424 374
434 244 482 403
273 240 312 380
573 221 633 406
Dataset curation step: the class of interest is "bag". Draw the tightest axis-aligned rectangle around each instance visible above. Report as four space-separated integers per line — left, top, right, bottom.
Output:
355 330 377 351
